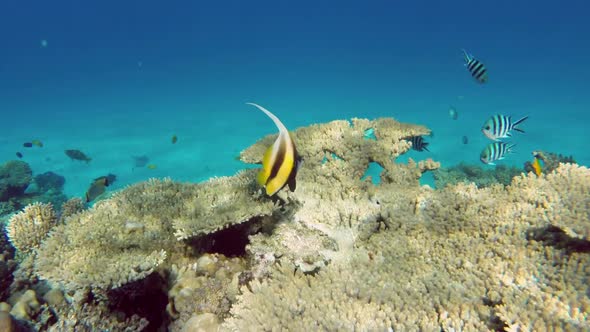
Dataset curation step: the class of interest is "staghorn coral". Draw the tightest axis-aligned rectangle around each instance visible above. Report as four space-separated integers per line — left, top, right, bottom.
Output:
6 202 57 255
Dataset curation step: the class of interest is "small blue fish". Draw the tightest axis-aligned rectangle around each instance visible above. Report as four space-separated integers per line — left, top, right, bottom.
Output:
480 142 515 165
462 49 488 84
481 114 529 141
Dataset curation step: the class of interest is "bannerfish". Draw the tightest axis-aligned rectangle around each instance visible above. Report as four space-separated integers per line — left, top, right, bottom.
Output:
32 139 43 147
23 142 33 148
462 49 488 84
480 142 515 165
16 152 23 158
449 106 458 120
171 135 178 144
247 102 302 196
65 149 92 163
408 136 430 152
481 114 529 141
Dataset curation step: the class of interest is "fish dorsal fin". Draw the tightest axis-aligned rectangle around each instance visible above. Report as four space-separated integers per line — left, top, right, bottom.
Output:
247 102 289 137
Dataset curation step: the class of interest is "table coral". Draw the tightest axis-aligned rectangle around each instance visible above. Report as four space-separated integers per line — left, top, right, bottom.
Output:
34 171 278 291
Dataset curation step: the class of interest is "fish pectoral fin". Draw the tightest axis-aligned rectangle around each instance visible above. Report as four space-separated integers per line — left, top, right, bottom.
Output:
287 172 297 192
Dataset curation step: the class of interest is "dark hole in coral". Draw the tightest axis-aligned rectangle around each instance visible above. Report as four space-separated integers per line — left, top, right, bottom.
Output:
190 216 271 258
107 272 169 332
526 225 590 254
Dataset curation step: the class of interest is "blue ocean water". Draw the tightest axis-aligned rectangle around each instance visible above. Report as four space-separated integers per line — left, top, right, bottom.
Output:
1 0 589 197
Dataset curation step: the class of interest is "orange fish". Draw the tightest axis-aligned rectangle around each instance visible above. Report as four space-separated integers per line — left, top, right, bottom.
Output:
532 157 543 176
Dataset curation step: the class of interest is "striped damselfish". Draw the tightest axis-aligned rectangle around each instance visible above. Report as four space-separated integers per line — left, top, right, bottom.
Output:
462 49 488 84
481 114 529 141
248 102 302 196
480 142 515 165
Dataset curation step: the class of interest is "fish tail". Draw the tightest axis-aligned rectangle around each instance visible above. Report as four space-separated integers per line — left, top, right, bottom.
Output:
512 116 529 133
507 143 516 154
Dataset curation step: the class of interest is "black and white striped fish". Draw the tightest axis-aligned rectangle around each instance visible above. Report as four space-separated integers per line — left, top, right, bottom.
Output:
481 114 529 141
480 142 515 165
462 49 488 84
408 136 429 152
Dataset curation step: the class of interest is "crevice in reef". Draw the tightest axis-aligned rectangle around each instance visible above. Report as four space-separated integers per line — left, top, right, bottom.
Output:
188 216 275 258
107 272 169 332
526 225 590 254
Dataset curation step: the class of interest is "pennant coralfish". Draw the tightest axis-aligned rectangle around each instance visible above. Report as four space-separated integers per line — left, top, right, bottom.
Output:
247 102 302 196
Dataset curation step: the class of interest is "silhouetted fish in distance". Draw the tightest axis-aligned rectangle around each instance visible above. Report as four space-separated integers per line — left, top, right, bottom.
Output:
65 149 91 163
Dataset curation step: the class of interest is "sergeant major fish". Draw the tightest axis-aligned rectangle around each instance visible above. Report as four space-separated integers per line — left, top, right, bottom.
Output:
247 102 302 196
481 114 529 141
462 49 488 84
408 135 430 152
480 142 515 165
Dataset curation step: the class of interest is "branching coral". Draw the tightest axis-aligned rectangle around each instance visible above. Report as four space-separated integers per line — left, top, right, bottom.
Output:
35 172 278 291
224 158 590 331
7 202 57 255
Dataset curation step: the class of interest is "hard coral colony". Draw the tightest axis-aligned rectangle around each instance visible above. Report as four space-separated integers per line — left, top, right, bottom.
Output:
0 111 589 331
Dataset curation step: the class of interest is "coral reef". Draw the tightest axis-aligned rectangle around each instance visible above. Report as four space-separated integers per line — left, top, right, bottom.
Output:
524 150 576 175
224 163 590 331
33 172 65 194
6 203 57 256
1 116 588 331
433 162 523 188
35 172 277 291
0 161 32 202
0 161 68 223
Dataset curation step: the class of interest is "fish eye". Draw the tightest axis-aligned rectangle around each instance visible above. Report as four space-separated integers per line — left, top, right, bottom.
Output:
485 125 490 130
